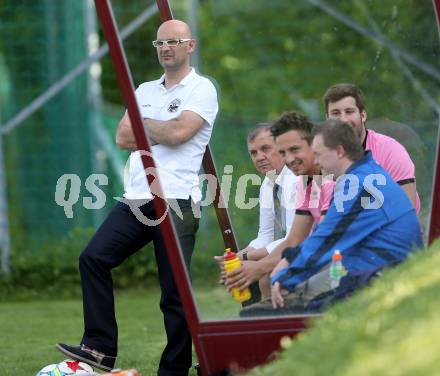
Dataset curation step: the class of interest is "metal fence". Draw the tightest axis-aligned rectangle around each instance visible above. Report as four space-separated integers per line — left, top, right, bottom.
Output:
1 0 439 276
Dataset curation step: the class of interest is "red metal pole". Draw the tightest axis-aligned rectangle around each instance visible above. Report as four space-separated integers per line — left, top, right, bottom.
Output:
428 126 440 244
93 0 200 337
201 149 240 251
156 0 173 22
428 0 440 244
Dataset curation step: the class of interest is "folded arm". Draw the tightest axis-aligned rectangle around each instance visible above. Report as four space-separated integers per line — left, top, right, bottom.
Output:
116 110 205 149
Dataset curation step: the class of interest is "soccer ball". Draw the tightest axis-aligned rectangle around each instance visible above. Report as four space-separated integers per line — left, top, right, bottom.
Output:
58 360 94 375
36 360 94 376
36 364 60 376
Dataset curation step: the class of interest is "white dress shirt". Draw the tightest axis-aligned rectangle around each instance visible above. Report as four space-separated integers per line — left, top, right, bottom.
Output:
123 68 219 201
247 165 298 254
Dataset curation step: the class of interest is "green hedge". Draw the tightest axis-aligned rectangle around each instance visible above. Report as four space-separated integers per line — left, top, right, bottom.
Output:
0 223 224 301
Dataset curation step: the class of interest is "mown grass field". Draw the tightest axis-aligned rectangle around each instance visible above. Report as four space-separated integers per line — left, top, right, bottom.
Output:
0 286 237 376
3 241 439 375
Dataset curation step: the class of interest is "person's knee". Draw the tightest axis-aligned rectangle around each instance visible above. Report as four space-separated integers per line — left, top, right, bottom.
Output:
79 244 104 271
79 247 93 269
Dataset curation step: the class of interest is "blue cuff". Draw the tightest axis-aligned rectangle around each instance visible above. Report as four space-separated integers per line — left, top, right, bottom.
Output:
271 269 286 285
282 246 301 263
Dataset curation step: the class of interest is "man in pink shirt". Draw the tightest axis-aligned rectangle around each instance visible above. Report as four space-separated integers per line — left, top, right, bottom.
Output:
294 173 334 227
323 83 420 212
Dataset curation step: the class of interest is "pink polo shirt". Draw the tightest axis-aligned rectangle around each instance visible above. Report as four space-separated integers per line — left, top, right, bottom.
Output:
365 129 420 213
295 175 335 225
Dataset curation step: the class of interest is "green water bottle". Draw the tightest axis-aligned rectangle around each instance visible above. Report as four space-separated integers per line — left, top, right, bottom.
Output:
330 250 347 289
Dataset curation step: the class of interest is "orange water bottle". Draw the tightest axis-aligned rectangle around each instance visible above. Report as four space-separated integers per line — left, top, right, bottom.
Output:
223 248 252 303
101 369 139 376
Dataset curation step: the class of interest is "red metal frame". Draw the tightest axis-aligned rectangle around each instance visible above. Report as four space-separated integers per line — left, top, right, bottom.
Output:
94 0 440 374
429 0 440 244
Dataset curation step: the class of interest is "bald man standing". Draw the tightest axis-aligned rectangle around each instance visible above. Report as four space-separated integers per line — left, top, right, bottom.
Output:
57 20 219 375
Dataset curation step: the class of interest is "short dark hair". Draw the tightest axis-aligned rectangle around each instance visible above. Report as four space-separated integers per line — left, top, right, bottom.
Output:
312 119 364 162
323 83 365 114
270 111 315 145
246 123 272 144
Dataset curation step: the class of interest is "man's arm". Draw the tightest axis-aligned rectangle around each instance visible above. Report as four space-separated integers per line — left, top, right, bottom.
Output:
378 136 419 212
239 247 269 261
116 111 138 150
267 213 315 262
143 110 205 146
116 110 205 149
226 214 315 290
270 258 290 308
245 180 276 256
222 179 274 264
400 182 417 209
242 174 301 263
213 246 257 284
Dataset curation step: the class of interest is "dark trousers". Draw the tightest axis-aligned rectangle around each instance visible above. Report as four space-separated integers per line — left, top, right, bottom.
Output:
79 199 198 376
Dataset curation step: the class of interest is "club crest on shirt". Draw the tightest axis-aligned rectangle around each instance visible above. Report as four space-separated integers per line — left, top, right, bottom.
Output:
168 98 181 113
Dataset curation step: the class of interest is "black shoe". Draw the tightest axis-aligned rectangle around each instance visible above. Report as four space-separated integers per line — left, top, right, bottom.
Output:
56 343 116 371
194 363 202 376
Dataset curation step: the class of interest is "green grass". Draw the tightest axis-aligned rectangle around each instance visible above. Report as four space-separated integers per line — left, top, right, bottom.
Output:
248 240 440 376
5 240 438 376
0 286 240 376
0 290 164 375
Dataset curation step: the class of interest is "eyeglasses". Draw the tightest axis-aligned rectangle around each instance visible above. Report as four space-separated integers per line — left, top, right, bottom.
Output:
152 38 192 48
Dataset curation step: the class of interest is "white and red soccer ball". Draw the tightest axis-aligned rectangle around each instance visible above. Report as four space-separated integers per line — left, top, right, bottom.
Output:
36 360 94 375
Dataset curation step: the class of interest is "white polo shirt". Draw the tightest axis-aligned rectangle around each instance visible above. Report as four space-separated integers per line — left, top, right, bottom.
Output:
123 68 219 201
248 166 298 254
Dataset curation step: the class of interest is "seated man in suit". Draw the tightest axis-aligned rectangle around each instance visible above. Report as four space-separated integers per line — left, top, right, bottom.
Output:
214 123 298 299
